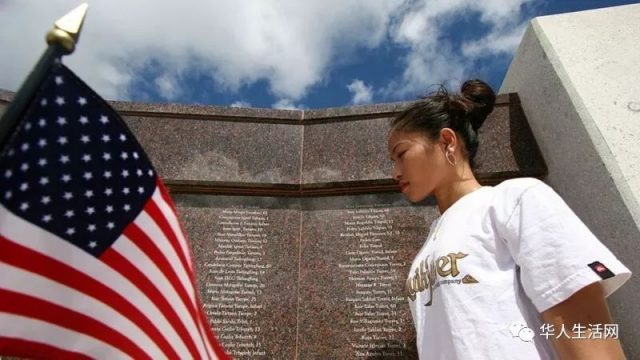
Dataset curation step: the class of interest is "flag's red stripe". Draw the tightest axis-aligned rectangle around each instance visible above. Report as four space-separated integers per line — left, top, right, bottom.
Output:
0 289 150 359
124 223 206 356
199 308 231 359
0 337 93 360
152 181 194 278
144 196 215 358
157 178 195 269
101 247 199 359
156 179 229 359
194 286 229 360
157 178 181 222
0 236 178 360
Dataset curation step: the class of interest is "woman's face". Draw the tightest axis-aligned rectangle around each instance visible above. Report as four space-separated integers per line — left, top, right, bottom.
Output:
387 130 448 202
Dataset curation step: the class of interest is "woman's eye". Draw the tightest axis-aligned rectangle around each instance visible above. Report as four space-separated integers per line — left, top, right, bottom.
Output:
399 151 406 158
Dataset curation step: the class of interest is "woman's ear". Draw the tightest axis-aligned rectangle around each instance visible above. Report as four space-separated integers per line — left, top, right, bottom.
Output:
439 128 457 152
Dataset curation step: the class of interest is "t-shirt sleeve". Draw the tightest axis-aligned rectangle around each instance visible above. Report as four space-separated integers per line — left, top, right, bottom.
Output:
499 180 631 313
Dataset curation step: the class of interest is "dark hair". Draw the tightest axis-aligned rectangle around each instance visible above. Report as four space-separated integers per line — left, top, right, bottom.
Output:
389 79 496 166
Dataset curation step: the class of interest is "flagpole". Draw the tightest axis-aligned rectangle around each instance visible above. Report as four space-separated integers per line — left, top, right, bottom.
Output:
0 3 88 153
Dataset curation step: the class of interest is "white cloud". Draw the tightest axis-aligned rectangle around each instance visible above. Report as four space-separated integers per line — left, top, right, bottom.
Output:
0 0 400 101
384 0 533 98
154 74 180 100
462 23 527 58
272 99 303 110
0 0 532 104
347 79 373 104
230 101 252 108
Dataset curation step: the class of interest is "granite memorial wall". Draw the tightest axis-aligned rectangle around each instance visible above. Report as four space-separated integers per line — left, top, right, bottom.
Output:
0 91 546 359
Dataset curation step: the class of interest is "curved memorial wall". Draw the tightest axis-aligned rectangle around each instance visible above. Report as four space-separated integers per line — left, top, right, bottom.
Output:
0 91 546 359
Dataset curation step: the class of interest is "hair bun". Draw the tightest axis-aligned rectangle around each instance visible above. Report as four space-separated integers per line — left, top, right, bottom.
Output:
460 79 496 131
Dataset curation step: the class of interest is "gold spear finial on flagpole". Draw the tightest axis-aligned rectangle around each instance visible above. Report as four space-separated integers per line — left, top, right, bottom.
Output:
0 3 89 150
45 3 88 54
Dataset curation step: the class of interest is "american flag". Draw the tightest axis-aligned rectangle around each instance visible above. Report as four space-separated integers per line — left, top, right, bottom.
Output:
0 62 229 359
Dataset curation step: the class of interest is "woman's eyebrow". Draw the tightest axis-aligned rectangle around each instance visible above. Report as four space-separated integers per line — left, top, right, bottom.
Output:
389 145 402 161
390 142 406 154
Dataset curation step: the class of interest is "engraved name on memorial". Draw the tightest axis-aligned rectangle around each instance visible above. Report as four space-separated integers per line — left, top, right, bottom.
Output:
340 207 409 358
205 209 270 355
181 202 299 359
297 201 429 359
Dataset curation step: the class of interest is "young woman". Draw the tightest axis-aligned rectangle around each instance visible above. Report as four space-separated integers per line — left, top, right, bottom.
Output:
387 80 631 359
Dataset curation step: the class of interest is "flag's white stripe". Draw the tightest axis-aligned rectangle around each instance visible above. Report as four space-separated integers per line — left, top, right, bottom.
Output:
0 204 187 357
153 189 193 269
0 262 163 359
197 313 217 360
151 192 217 359
136 202 197 304
140 195 213 358
113 236 207 359
0 312 131 359
133 210 209 359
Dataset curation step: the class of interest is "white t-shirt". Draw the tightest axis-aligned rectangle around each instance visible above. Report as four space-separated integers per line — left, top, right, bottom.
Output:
406 177 631 359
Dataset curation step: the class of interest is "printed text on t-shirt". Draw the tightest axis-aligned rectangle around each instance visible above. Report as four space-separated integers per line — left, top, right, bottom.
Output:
405 252 478 306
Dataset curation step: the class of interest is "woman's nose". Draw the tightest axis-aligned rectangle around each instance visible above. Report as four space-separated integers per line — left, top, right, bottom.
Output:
392 164 402 181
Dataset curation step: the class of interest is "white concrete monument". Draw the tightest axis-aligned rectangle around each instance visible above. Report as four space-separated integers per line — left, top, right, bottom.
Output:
501 4 640 357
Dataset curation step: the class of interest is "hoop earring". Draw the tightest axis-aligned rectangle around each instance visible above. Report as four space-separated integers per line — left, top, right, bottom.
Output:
446 151 457 166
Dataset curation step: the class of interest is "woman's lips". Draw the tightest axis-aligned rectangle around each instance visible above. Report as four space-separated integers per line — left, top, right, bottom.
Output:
400 183 409 192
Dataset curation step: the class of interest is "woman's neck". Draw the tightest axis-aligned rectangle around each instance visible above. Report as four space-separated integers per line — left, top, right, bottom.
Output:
434 175 482 214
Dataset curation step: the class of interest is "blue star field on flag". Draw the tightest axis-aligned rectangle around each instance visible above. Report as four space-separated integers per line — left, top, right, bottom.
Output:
0 63 156 256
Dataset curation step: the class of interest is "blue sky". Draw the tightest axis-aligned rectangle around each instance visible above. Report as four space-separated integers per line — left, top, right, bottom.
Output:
0 0 637 109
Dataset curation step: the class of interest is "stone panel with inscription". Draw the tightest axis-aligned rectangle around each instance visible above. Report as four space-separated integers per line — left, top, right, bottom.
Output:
174 194 438 359
298 197 436 359
178 197 301 359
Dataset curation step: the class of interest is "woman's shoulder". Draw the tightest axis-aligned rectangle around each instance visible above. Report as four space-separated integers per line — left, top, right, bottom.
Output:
488 177 552 213
493 177 547 196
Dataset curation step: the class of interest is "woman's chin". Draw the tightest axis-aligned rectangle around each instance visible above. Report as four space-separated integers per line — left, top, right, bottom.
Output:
404 192 420 203
404 191 429 203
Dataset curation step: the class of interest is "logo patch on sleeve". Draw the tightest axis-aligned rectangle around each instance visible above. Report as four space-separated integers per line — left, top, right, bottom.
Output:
588 261 615 280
